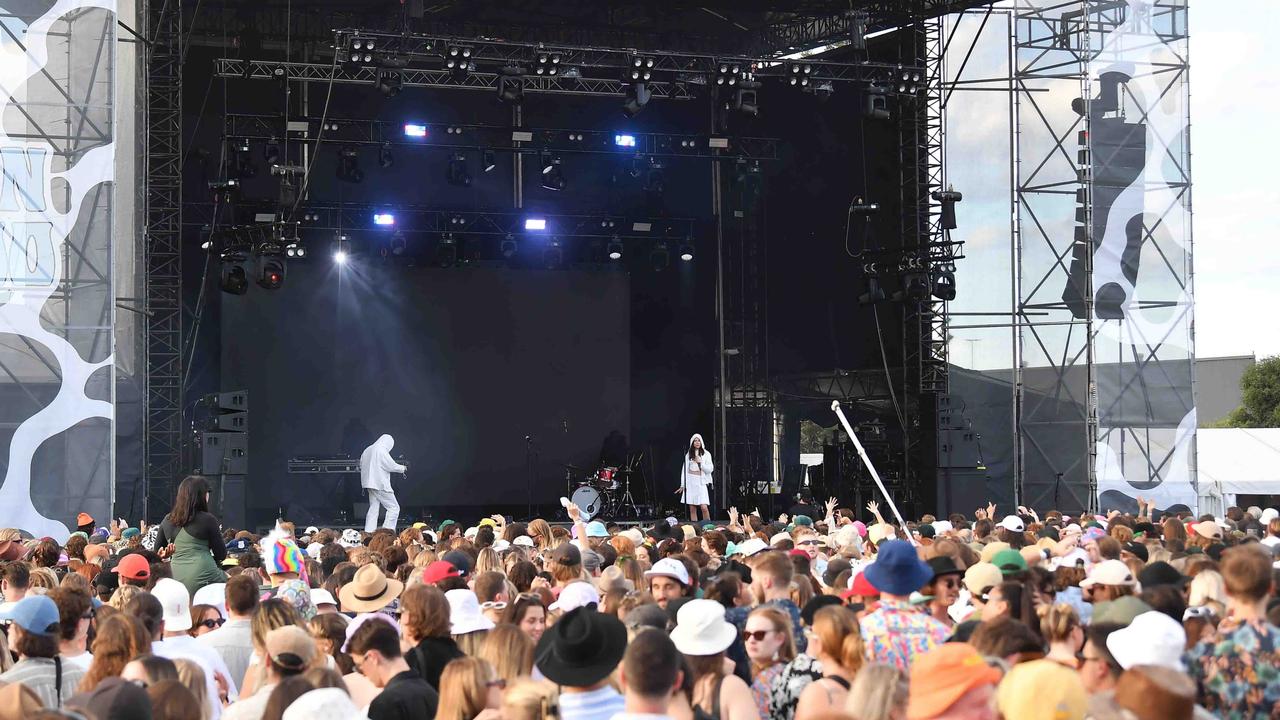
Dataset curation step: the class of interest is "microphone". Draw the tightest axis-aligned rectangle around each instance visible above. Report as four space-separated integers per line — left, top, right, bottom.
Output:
562 419 569 433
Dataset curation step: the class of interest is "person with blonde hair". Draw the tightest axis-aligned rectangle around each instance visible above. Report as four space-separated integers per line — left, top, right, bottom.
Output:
240 598 303 699
434 657 502 720
501 678 559 720
1188 568 1227 610
1038 603 1084 669
173 658 212 720
844 663 907 720
795 605 863 718
479 624 534 685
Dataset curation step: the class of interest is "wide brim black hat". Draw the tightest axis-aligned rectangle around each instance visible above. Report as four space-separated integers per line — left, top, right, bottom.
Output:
927 555 962 580
534 604 627 687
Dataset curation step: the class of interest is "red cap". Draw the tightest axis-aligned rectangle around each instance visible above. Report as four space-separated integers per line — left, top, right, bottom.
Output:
112 553 151 581
421 561 461 585
788 549 809 559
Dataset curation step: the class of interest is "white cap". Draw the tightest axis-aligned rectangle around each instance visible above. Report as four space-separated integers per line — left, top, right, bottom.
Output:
152 578 193 632
304 526 320 536
446 589 496 635
513 535 535 548
310 588 339 607
464 526 479 539
931 520 954 534
769 532 792 546
283 687 368 720
1106 611 1186 671
735 538 769 557
999 515 1025 533
1260 507 1278 525
192 582 227 619
644 557 692 587
548 581 601 613
491 539 511 552
306 542 324 560
1080 559 1139 589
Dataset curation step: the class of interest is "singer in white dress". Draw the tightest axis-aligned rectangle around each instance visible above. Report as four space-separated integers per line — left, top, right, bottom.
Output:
676 433 714 521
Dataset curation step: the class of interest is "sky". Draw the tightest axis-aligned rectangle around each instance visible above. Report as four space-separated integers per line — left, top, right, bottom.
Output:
1187 0 1280 360
939 0 1278 370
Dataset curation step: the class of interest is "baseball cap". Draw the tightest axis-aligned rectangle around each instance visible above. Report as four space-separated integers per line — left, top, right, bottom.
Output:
0 595 60 636
995 659 1087 720
1122 541 1149 563
310 589 338 608
421 561 462 585
152 578 193 632
644 557 692 587
551 543 582 566
112 553 151 581
1080 559 1139 589
266 625 318 671
962 562 1003 594
906 643 1002 720
442 550 473 575
991 548 1028 576
1092 596 1154 625
549 582 601 613
1106 611 1186 670
978 541 1011 564
513 535 535 548
999 515 1025 533
735 538 768 557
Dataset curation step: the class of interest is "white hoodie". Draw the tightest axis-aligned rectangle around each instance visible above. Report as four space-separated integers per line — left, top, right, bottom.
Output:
681 433 714 487
359 434 405 492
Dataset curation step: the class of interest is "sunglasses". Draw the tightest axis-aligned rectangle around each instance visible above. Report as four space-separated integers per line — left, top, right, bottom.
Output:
198 618 227 629
481 601 508 611
798 540 823 546
742 630 774 641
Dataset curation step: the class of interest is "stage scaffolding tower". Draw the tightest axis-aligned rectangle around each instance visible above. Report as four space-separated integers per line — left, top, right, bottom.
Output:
144 0 184 517
1010 0 1194 513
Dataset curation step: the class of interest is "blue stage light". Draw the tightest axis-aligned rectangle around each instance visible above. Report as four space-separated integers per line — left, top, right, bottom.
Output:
524 217 547 231
614 134 636 147
373 213 395 226
404 123 428 138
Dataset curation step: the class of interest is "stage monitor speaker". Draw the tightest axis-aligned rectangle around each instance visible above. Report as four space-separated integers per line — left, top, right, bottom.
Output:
200 432 248 475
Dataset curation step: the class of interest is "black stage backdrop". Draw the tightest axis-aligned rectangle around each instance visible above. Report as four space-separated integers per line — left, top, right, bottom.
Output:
221 261 630 510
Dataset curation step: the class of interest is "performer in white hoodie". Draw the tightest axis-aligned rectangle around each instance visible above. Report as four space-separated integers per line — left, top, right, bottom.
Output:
359 434 406 531
675 433 714 521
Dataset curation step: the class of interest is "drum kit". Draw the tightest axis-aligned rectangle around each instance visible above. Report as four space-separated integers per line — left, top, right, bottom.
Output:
563 461 640 521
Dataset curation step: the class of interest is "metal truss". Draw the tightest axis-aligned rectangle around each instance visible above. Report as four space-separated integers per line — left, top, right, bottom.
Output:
327 29 921 87
144 0 184 518
1011 1 1192 513
222 113 780 162
183 201 697 243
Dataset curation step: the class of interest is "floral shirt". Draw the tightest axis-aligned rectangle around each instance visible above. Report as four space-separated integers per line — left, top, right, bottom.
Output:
858 597 949 671
767 654 823 720
750 663 784 720
1184 618 1280 720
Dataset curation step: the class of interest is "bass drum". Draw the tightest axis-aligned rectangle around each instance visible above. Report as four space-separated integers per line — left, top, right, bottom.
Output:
570 484 607 521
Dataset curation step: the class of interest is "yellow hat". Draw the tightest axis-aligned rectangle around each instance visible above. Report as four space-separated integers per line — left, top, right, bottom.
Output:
477 518 497 529
996 659 1087 720
412 522 428 529
979 541 1011 564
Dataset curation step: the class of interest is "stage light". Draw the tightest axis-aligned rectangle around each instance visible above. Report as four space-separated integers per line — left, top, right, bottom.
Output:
542 238 563 270
220 263 248 295
336 147 364 183
644 158 666 195
497 66 525 104
334 250 348 264
501 235 518 258
373 212 395 226
614 134 637 148
435 233 457 268
482 149 497 173
376 69 402 97
524 217 547 231
622 83 650 118
447 152 472 187
678 242 694 262
863 85 890 120
378 143 394 168
733 80 760 116
607 238 624 261
256 255 286 290
932 268 957 301
285 241 306 258
540 152 566 191
404 123 428 138
650 243 670 271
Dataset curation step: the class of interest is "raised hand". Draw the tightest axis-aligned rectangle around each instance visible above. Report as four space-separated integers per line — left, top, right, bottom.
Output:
986 501 997 517
825 497 839 515
778 513 789 524
566 502 582 523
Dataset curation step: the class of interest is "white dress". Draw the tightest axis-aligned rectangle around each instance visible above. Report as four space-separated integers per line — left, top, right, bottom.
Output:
680 434 714 506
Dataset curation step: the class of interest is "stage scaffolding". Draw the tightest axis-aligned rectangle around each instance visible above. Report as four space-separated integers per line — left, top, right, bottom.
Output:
1009 0 1194 512
144 0 184 515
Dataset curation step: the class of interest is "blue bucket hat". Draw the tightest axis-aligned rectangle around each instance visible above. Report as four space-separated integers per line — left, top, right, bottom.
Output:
863 539 933 597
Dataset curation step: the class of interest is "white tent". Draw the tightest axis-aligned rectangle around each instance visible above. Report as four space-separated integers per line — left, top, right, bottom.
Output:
1196 428 1280 512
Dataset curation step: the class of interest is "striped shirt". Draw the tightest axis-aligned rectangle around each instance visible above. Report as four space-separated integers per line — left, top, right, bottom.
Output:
559 685 626 720
0 657 86 708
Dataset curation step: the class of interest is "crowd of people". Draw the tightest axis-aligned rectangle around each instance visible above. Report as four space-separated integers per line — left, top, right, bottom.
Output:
0 475 1277 720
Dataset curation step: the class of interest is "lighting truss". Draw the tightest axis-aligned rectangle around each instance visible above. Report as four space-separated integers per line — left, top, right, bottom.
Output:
223 113 780 162
183 202 698 243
